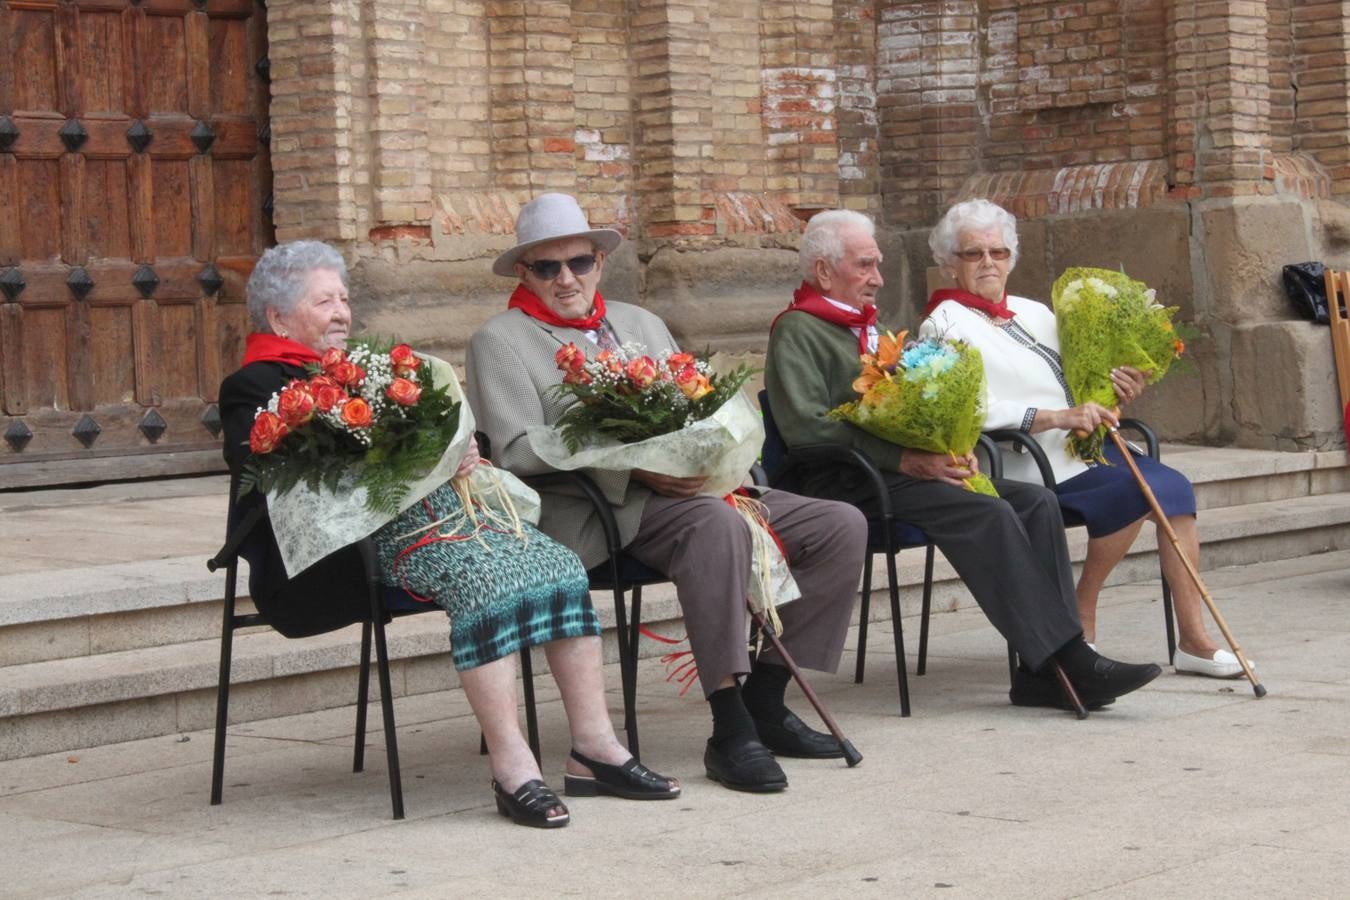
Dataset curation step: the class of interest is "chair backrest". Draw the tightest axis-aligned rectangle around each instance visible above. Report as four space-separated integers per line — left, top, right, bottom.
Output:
757 389 788 480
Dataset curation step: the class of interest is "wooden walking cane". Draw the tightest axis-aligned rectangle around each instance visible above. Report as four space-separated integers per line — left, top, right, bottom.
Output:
1105 427 1267 698
750 608 864 767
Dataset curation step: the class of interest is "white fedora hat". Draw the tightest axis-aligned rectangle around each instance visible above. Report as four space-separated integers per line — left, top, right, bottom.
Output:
492 193 623 277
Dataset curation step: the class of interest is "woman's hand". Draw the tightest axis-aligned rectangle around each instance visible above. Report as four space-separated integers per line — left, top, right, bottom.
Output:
454 436 481 478
632 469 708 498
899 450 980 488
1038 403 1119 435
1111 366 1149 406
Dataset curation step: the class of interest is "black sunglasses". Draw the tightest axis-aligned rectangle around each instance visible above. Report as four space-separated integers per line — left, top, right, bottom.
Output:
521 254 598 281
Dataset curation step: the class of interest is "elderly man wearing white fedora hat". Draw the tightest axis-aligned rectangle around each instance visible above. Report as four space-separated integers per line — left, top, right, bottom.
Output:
467 193 867 794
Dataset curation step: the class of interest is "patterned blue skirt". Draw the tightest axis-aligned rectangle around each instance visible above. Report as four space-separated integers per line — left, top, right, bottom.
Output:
1055 443 1196 538
373 482 599 671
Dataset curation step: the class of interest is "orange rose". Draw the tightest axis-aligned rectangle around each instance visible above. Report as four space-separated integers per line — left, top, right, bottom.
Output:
666 352 695 372
389 343 421 376
674 365 712 401
625 356 659 390
308 375 347 413
340 397 373 428
596 349 623 375
276 381 316 427
562 368 593 386
320 347 346 373
330 360 365 388
386 376 422 406
249 411 289 454
555 342 586 373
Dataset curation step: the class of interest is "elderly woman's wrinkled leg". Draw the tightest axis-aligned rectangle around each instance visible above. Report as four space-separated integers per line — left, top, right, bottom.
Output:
1077 517 1147 642
458 652 542 790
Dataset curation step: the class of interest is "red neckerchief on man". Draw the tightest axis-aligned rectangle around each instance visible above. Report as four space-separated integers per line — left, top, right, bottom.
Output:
924 287 1014 321
507 284 608 331
770 281 877 354
240 333 324 368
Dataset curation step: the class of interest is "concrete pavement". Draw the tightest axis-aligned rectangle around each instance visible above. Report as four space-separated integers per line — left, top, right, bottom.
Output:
3 548 1348 898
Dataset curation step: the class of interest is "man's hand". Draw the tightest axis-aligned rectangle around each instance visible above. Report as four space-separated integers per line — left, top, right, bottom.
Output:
899 450 980 488
1110 365 1149 406
631 468 708 498
454 435 481 478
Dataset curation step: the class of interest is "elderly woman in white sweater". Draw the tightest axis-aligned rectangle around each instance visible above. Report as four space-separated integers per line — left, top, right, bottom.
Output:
920 199 1249 679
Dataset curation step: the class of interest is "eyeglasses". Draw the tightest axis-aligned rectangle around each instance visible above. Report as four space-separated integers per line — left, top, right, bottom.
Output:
954 247 1012 263
521 254 598 281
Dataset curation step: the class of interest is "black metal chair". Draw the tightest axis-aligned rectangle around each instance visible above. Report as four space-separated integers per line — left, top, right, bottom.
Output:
757 390 1011 718
208 462 540 821
983 419 1177 662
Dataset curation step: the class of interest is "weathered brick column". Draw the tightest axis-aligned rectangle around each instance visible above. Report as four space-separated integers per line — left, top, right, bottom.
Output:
834 0 880 215
1293 1 1350 198
363 0 432 230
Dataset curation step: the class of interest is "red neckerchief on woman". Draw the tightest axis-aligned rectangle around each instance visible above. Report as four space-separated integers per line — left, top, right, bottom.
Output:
508 284 608 331
240 333 323 368
770 281 877 354
924 287 1014 321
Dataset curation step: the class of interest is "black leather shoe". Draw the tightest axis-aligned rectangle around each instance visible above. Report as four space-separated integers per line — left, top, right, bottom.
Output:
1009 669 1116 711
493 779 570 828
704 737 788 793
1067 655 1163 703
753 711 845 759
564 749 681 800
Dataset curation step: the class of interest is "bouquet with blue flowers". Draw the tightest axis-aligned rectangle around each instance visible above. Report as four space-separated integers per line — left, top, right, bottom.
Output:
831 331 997 496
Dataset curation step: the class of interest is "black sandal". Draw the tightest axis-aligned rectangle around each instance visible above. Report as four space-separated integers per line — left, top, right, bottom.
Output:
492 778 570 828
563 749 681 800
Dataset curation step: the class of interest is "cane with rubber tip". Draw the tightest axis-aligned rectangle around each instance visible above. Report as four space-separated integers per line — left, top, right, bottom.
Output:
1103 425 1266 698
751 610 864 767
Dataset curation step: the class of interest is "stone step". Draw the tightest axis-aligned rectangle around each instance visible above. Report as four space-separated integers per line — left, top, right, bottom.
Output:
3 488 1349 761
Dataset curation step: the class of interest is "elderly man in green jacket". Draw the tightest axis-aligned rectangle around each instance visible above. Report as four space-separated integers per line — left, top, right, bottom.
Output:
764 209 1161 711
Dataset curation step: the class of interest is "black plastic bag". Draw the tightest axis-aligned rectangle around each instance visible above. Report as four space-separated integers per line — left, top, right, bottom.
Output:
1281 262 1330 324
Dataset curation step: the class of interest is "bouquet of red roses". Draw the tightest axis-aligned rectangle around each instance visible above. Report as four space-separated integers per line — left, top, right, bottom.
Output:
243 338 460 516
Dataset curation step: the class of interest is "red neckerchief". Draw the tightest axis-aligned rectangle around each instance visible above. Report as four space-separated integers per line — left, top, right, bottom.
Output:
240 333 323 368
924 287 1014 320
507 284 608 331
770 281 877 354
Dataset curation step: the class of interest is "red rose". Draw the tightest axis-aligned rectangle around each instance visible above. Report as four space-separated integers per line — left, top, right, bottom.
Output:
596 349 623 374
666 352 695 372
625 356 659 390
330 360 365 388
320 347 346 373
555 343 586 373
675 365 712 400
249 411 289 454
276 382 316 427
308 375 347 413
340 397 373 428
386 376 422 406
389 343 421 376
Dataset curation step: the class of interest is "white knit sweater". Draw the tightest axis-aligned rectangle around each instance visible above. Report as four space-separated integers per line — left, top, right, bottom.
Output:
920 295 1089 485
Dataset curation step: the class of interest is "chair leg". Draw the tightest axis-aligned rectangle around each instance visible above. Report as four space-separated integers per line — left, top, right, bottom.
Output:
625 586 643 762
611 583 639 758
353 620 372 773
1161 572 1177 665
210 596 237 806
884 541 911 718
371 616 405 820
521 647 541 764
1006 644 1018 687
854 551 873 684
916 544 935 676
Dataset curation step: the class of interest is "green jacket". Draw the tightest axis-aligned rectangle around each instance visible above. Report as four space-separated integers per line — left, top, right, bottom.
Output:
764 310 904 474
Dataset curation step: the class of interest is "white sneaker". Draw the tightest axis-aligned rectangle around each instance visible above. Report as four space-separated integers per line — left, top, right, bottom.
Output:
1174 648 1252 679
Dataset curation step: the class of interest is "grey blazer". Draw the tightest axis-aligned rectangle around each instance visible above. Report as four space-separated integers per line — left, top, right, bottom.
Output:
465 301 680 569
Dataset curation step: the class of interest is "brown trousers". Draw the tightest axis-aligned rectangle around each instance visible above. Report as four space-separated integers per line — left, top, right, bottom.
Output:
625 489 867 698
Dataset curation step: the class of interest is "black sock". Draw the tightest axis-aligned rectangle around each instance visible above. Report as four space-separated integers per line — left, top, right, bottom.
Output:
740 660 792 724
708 686 757 747
1051 635 1098 677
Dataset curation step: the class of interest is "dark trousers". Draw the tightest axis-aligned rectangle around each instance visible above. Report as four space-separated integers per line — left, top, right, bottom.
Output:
625 489 867 698
808 470 1082 670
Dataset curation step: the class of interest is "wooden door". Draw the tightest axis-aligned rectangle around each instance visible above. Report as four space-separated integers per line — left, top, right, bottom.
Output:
0 0 270 487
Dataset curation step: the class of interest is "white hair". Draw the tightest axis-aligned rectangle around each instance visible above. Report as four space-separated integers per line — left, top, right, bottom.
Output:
799 209 876 281
928 199 1020 269
245 241 348 331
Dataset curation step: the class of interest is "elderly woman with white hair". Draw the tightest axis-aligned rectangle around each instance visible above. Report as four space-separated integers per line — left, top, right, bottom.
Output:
219 241 679 829
920 199 1248 679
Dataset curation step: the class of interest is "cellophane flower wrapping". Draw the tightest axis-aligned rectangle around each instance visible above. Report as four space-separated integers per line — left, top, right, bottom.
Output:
1052 267 1185 462
831 334 997 496
266 355 541 577
528 368 799 619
